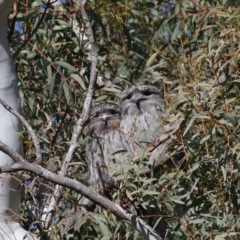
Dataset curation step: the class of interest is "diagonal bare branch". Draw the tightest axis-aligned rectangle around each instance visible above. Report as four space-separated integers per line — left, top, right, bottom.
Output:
0 140 162 240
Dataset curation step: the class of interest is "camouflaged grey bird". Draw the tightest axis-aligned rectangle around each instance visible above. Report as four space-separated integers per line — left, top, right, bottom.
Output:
85 103 126 193
120 85 172 239
120 85 166 165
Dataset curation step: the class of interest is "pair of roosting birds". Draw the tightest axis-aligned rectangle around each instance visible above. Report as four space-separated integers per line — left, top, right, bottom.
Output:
85 85 166 193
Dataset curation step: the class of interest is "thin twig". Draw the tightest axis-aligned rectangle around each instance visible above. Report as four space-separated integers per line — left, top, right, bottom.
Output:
0 98 42 163
13 0 53 58
148 117 184 152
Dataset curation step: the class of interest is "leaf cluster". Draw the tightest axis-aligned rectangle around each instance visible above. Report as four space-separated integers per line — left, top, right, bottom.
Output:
11 0 240 239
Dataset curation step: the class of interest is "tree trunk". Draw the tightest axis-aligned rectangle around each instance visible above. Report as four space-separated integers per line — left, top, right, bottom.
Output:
0 1 33 239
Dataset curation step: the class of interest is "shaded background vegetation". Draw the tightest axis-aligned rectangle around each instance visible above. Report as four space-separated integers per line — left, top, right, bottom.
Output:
8 0 240 239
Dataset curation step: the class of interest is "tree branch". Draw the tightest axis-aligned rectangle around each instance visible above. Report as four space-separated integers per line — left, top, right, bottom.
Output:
0 140 162 240
148 117 184 153
44 0 98 229
131 117 184 169
0 98 42 163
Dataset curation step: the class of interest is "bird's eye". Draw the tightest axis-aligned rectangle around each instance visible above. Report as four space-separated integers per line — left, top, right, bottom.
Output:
93 113 99 119
109 109 119 115
142 90 152 96
126 94 132 100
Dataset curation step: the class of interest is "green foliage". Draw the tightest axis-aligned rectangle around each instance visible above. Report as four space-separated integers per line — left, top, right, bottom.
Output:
11 0 240 239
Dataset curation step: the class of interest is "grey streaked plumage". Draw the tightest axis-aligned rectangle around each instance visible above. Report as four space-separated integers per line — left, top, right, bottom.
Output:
86 103 126 193
120 85 170 238
120 85 165 164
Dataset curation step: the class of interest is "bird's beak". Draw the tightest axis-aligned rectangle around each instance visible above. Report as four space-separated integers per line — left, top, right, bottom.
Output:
131 92 143 104
101 114 111 125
